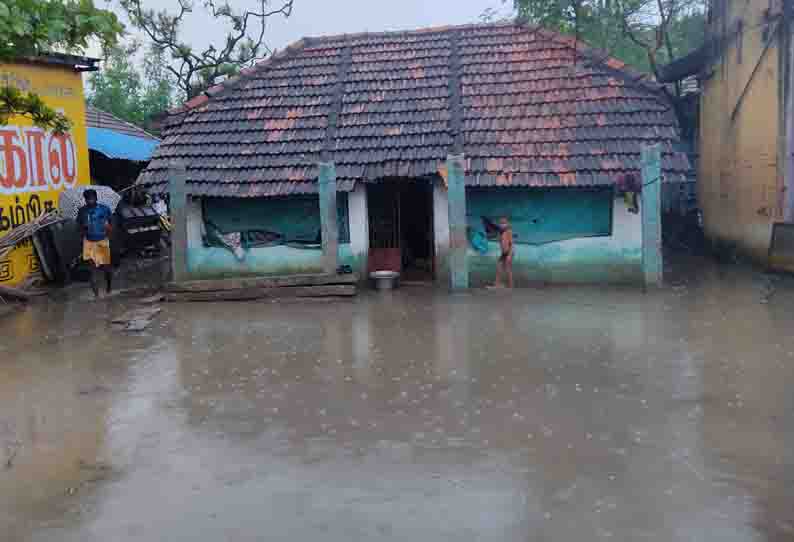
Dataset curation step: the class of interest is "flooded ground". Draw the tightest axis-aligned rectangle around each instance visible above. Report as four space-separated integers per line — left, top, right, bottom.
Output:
2 259 794 541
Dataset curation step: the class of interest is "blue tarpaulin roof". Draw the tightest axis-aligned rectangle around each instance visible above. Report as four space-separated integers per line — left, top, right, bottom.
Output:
87 127 159 161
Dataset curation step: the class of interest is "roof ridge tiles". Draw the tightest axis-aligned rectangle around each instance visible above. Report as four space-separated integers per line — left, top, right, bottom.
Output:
167 20 667 117
141 20 689 196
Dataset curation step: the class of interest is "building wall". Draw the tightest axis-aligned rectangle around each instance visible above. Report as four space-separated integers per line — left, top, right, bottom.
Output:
467 195 643 285
184 197 357 279
433 180 451 285
348 183 369 277
699 0 785 261
184 186 642 285
0 61 91 286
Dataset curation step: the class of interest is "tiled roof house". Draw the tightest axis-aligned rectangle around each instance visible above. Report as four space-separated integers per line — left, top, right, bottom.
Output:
139 21 690 286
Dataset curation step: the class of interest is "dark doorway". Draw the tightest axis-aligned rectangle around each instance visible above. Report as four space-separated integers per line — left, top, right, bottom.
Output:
367 180 434 281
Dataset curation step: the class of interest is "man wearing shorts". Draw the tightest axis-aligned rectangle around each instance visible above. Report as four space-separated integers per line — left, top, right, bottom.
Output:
77 189 113 297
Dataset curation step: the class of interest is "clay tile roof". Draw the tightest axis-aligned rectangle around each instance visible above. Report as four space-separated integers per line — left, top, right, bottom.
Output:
86 105 160 141
137 21 690 197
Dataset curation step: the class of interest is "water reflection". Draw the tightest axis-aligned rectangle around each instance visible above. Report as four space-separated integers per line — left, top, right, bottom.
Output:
2 267 794 541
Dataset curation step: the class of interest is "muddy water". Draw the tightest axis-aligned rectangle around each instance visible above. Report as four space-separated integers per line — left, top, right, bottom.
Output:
2 262 794 541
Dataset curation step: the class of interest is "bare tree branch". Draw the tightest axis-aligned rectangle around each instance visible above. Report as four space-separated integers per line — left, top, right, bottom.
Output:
120 0 294 99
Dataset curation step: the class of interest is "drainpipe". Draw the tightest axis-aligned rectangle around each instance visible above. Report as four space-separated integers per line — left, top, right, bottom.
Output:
781 3 794 222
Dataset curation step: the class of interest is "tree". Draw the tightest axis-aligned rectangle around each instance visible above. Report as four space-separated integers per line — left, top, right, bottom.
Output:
613 0 706 78
0 0 123 131
141 45 179 119
88 43 145 125
87 42 177 129
119 0 294 100
513 0 706 79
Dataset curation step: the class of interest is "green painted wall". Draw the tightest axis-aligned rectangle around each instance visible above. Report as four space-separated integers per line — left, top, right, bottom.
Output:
467 187 613 245
186 243 356 280
467 241 642 286
464 190 644 286
185 188 641 285
203 194 349 243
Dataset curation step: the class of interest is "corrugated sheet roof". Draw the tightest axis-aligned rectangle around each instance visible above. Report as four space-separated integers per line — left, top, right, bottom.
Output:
137 22 690 197
87 127 160 161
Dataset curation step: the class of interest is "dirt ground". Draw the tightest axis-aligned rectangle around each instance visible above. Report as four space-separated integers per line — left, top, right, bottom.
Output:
2 258 794 541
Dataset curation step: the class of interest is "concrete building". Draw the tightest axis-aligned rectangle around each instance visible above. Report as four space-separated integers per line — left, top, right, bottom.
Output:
0 54 96 287
138 22 690 287
661 0 792 264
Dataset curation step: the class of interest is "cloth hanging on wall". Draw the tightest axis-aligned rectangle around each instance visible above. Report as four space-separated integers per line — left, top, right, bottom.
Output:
203 194 350 249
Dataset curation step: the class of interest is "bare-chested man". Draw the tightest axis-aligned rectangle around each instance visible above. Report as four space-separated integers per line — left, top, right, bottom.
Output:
495 216 513 288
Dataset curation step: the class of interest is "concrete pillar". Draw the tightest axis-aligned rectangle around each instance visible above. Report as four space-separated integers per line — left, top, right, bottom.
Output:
641 144 663 288
446 154 468 290
318 162 339 274
169 161 188 283
348 183 369 278
433 180 450 286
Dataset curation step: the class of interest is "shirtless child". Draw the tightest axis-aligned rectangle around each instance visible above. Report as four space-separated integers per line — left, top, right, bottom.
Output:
495 217 513 288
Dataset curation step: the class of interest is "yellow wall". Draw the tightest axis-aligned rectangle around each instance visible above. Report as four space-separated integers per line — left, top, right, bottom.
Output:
699 0 785 261
0 61 90 286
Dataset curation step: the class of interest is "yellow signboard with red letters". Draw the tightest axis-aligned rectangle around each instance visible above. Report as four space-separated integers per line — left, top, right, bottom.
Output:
0 60 90 286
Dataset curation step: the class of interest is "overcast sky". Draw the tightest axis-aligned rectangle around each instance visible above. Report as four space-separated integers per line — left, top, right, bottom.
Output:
94 0 514 59
213 0 512 48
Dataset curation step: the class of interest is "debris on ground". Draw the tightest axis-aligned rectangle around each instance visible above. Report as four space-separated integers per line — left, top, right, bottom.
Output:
758 273 780 304
0 302 24 319
137 293 165 305
0 210 62 261
165 273 357 302
4 441 20 470
0 285 30 302
111 306 162 332
65 461 116 495
77 384 112 396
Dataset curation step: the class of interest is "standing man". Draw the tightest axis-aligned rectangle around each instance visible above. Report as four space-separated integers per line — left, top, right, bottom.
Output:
77 189 113 297
495 216 514 288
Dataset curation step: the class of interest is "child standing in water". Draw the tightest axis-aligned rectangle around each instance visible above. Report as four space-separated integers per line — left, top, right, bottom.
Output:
495 216 513 288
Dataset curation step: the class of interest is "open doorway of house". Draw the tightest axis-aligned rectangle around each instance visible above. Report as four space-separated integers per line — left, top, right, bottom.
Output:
367 180 434 281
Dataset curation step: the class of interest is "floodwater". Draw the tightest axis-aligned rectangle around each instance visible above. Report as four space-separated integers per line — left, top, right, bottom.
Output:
2 261 794 541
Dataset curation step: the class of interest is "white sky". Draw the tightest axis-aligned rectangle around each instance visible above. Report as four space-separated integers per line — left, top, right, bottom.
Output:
90 0 514 60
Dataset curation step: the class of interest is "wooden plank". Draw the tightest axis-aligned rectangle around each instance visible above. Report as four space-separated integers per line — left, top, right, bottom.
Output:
167 273 358 293
166 284 356 302
166 290 265 302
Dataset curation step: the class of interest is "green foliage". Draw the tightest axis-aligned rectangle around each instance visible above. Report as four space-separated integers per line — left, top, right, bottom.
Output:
513 0 706 74
0 0 122 60
88 43 144 125
0 0 123 131
0 86 71 132
141 46 179 120
87 43 176 129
